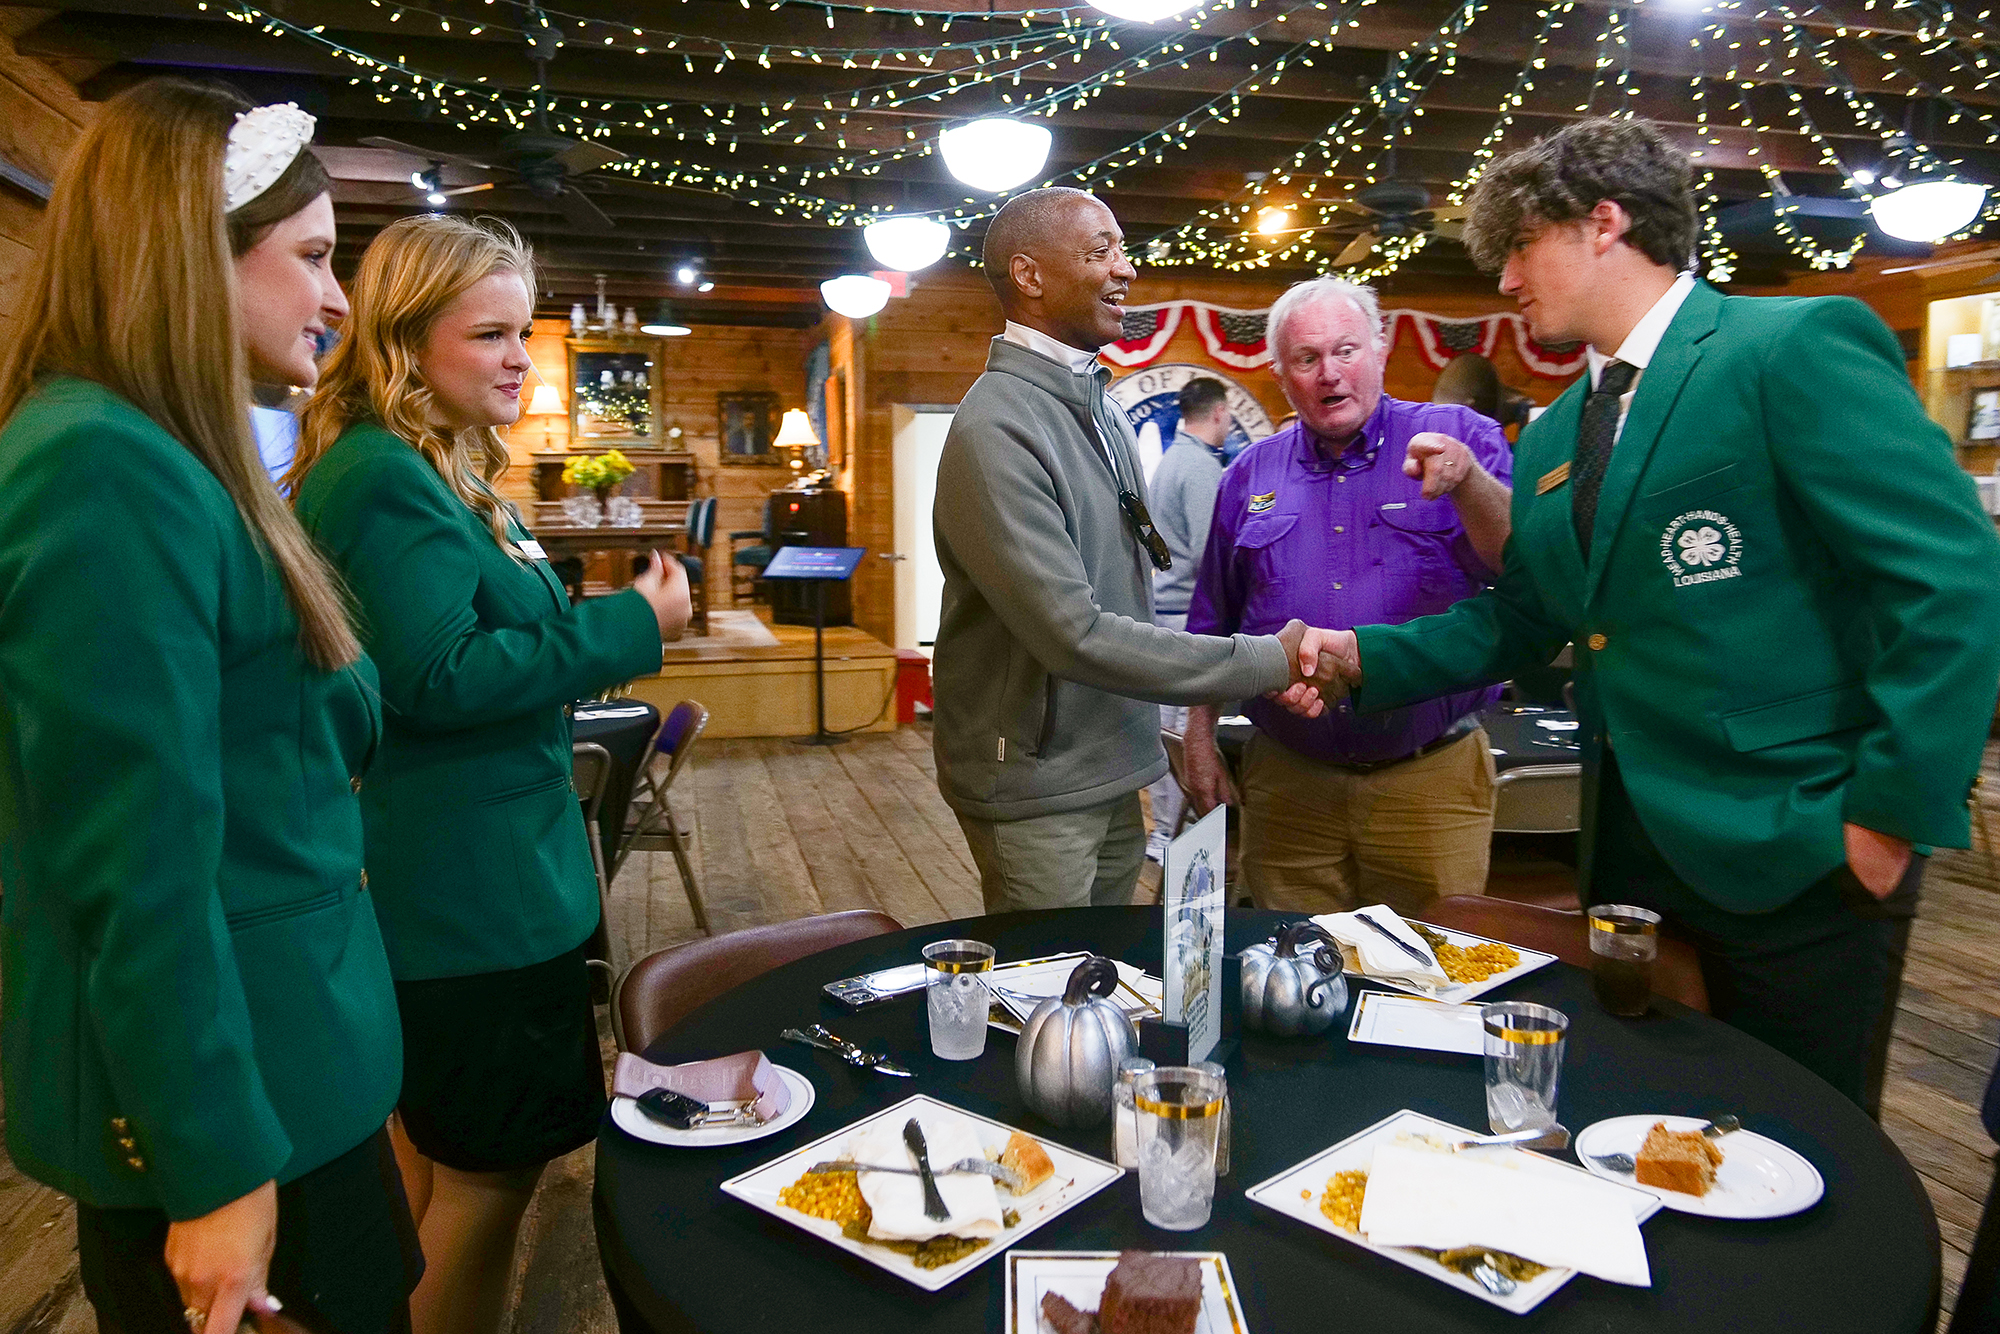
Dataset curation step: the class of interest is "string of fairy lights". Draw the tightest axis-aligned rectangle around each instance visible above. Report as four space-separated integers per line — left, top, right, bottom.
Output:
194 0 1998 280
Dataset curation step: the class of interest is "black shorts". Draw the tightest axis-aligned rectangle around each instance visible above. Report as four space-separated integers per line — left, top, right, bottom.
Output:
77 1127 421 1334
394 940 606 1173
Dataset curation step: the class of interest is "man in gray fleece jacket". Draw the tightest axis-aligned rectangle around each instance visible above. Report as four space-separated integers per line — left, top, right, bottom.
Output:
933 187 1334 913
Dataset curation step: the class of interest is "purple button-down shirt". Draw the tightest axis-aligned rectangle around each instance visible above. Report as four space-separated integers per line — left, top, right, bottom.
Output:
1188 395 1513 765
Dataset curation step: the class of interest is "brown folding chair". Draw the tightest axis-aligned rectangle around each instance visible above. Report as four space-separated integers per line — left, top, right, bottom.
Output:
613 910 902 1053
612 699 711 934
572 741 620 989
1419 894 1710 1013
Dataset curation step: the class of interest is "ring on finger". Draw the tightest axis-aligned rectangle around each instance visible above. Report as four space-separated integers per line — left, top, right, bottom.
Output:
183 1309 206 1333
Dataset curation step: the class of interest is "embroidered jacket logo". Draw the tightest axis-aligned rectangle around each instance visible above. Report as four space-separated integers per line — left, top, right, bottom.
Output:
1248 491 1276 513
1659 510 1744 587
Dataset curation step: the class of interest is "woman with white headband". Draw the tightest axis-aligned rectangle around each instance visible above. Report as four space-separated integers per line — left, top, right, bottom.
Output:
0 81 420 1332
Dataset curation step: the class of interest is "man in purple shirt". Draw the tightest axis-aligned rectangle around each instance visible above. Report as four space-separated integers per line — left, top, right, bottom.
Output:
1185 276 1515 915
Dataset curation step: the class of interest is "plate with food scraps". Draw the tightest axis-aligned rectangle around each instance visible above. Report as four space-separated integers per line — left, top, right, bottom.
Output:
1004 1252 1248 1334
1574 1115 1824 1219
1245 1109 1660 1315
984 952 1164 1035
609 1064 816 1148
1346 991 1484 1056
1333 920 1558 1004
719 1093 1123 1291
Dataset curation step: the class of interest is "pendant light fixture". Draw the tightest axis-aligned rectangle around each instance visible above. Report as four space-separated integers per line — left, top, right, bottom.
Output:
1869 180 1989 244
939 119 1053 194
1087 0 1200 21
863 216 951 272
820 274 892 319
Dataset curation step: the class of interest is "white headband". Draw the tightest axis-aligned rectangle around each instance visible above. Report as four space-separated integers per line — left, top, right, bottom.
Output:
223 102 315 214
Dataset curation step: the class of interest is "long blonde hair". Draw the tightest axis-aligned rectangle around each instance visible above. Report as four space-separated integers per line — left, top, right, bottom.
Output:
0 78 360 669
291 215 537 552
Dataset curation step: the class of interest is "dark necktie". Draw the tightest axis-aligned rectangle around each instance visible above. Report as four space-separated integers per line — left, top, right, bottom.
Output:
1572 359 1638 558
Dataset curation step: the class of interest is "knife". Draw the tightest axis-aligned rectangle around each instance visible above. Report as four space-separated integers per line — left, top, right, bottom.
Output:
1356 910 1436 970
782 1025 915 1077
903 1118 951 1221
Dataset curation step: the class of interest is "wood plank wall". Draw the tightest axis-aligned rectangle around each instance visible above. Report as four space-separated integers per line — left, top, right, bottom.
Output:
0 13 91 335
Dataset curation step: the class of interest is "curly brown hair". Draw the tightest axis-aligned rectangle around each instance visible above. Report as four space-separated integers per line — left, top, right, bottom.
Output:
1461 118 1696 274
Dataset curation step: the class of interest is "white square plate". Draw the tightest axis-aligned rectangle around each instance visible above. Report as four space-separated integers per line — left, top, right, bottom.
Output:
1004 1252 1249 1334
1337 921 1559 1004
719 1094 1124 1291
1244 1109 1661 1315
984 953 1162 1035
1346 991 1484 1056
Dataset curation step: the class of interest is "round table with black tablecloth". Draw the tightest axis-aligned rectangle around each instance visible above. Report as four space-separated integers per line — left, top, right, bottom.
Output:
1213 702 1583 773
571 698 659 873
593 908 1939 1334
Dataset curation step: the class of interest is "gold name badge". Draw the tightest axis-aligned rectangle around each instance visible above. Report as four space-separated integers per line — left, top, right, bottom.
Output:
1536 461 1572 496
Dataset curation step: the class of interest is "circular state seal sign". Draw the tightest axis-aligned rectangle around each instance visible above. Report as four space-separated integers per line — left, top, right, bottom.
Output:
1659 509 1744 587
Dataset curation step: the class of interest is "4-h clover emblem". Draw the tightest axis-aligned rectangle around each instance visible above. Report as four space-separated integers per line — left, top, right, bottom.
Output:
1659 510 1744 587
1676 526 1726 567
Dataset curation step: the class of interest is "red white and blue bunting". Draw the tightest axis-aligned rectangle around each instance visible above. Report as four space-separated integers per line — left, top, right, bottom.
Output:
1099 300 1586 379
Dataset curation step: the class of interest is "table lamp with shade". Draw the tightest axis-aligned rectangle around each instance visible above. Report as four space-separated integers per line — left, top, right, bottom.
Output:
773 407 821 477
525 382 565 449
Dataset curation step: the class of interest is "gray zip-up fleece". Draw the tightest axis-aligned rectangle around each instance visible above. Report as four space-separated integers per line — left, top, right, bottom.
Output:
932 337 1294 821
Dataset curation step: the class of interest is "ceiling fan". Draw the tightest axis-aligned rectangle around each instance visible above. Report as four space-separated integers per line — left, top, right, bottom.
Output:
1323 180 1467 268
1880 243 2000 276
361 14 626 231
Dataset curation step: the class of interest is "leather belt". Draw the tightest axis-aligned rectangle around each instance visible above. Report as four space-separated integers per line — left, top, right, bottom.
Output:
1318 714 1482 775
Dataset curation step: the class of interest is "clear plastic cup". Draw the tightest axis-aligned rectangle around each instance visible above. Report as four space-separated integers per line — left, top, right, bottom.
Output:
1112 1056 1156 1171
1481 1001 1568 1134
921 939 994 1060
1588 904 1661 1017
1193 1060 1231 1178
1133 1066 1225 1231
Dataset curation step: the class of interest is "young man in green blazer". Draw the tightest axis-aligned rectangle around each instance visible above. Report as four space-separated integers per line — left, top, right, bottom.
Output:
1313 118 2000 1114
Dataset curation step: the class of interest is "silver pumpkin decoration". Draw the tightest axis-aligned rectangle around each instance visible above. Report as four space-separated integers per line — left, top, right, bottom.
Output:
1241 922 1348 1036
1015 955 1137 1128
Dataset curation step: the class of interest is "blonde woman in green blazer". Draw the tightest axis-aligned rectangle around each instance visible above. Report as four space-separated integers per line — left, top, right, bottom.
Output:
0 82 419 1333
288 215 687 1334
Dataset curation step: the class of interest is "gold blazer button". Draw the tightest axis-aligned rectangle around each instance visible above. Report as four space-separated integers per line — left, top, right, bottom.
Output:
1586 633 1608 651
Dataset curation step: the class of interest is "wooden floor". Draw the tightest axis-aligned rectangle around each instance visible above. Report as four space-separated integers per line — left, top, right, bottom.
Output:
2 726 1995 1333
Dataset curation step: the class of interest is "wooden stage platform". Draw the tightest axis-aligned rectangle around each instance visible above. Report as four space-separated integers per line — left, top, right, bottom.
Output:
625 609 902 740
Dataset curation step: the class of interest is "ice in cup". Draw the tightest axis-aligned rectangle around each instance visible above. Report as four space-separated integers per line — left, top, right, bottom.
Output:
1481 1001 1568 1134
1112 1056 1156 1171
1133 1066 1226 1231
921 939 995 1060
1588 904 1661 1017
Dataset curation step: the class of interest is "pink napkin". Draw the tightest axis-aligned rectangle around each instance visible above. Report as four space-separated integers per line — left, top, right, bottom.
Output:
612 1050 792 1122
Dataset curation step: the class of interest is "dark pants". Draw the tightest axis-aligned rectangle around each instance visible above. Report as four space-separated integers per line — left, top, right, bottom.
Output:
1591 753 1919 1117
1950 1159 2000 1334
76 1127 421 1334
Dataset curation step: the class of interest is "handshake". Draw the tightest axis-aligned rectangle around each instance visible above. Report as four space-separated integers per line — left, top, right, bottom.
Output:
1268 620 1362 719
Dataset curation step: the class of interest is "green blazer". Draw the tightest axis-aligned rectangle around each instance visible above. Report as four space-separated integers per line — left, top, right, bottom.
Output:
1356 283 2000 910
0 378 400 1220
294 423 661 980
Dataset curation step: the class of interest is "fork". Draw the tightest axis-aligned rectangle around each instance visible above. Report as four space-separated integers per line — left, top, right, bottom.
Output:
1588 1115 1741 1174
805 1158 1025 1190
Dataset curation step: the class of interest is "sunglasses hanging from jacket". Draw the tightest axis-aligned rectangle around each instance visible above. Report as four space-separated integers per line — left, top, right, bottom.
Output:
1059 396 1174 573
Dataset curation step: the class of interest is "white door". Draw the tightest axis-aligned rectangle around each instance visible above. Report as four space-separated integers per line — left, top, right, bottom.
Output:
891 406 953 652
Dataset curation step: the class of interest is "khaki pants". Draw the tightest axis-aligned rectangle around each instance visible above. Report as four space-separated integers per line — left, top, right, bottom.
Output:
956 792 1147 914
1240 728 1495 917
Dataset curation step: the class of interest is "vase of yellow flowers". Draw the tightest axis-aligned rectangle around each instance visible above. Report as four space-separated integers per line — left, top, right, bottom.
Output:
561 449 637 518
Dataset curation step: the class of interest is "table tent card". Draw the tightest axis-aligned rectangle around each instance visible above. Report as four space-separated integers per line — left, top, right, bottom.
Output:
1162 804 1227 1063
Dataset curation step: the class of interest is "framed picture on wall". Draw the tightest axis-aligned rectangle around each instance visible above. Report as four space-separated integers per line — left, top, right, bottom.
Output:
719 391 780 464
1970 389 2000 442
567 338 663 445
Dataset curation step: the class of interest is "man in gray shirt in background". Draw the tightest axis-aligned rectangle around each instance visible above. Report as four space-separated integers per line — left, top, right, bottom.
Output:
1143 376 1232 863
932 187 1339 913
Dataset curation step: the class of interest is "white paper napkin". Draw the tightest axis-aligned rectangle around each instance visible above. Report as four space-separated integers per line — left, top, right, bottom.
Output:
1358 1144 1652 1287
1312 905 1451 991
848 1113 1003 1242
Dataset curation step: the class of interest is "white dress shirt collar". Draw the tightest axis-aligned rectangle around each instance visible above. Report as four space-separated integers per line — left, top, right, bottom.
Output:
1586 271 1695 388
1003 320 1102 375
